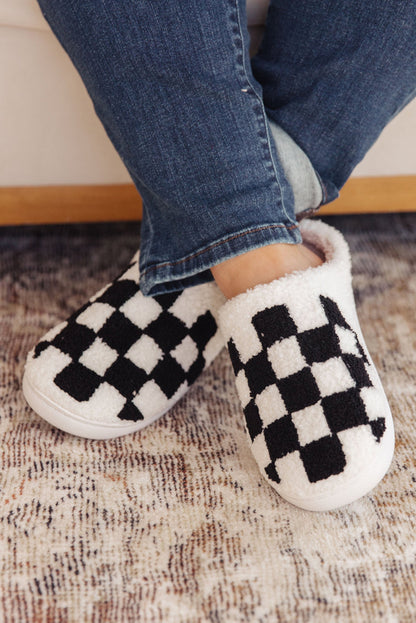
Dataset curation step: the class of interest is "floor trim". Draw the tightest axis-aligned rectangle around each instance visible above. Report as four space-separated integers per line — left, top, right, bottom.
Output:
0 175 415 226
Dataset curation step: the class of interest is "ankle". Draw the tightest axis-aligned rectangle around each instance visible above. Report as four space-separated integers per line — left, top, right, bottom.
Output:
211 242 324 299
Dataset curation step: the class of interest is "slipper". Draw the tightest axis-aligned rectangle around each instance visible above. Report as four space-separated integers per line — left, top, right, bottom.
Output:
23 253 225 439
219 219 395 511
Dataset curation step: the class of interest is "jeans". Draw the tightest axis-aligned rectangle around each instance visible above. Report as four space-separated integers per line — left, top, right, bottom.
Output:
36 0 416 295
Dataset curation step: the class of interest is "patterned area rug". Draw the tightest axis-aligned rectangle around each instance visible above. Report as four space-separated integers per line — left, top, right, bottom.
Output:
1 213 416 623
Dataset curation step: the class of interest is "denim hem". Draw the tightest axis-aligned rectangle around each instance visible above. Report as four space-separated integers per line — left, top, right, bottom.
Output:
139 221 302 296
295 206 322 222
317 174 339 206
302 168 338 210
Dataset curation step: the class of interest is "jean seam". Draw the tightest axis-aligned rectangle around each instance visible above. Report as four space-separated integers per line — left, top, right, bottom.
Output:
230 0 296 227
141 221 299 276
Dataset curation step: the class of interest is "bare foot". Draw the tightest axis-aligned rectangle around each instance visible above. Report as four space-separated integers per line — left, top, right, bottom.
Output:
211 242 324 299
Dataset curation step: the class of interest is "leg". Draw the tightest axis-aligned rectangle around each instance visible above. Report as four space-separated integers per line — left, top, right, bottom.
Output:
214 0 416 297
251 0 416 202
35 0 307 296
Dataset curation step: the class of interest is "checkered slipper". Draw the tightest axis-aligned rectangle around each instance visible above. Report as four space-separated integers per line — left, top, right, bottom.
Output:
23 253 225 439
219 219 395 511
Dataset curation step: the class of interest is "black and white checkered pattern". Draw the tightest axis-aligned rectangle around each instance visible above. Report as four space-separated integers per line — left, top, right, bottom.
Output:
227 295 387 486
27 255 222 426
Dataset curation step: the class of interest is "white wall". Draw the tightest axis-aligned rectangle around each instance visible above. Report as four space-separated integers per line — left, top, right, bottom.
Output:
353 103 416 177
0 26 132 186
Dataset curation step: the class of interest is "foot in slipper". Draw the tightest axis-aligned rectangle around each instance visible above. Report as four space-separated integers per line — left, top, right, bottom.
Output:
219 219 394 511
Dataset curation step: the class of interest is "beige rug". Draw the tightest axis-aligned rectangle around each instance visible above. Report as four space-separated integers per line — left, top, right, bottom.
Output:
1 214 416 623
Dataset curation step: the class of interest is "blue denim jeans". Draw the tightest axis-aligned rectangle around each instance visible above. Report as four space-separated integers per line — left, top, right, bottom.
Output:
36 0 416 295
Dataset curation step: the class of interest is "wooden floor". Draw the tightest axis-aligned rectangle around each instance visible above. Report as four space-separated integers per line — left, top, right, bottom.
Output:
0 175 415 226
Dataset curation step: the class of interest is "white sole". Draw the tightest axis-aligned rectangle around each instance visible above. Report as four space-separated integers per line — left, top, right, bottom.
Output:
22 371 180 440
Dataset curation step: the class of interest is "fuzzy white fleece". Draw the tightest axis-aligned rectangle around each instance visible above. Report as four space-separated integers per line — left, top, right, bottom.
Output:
219 219 395 511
